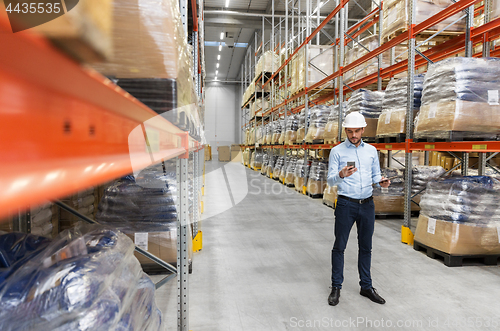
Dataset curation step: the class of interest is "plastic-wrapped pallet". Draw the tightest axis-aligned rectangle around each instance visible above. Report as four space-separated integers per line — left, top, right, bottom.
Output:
415 176 500 255
278 119 287 144
344 35 390 83
323 185 338 207
255 50 280 76
92 0 201 139
253 151 264 169
0 224 164 331
304 105 331 143
382 0 465 41
265 122 274 145
297 109 309 143
324 104 346 143
272 120 284 144
274 156 285 180
285 157 298 186
372 168 419 214
30 203 55 238
493 0 500 20
284 115 299 145
306 161 328 196
267 154 279 177
412 165 446 195
414 57 500 140
345 89 384 138
261 153 269 175
60 188 96 231
377 74 424 138
294 159 310 192
255 126 264 145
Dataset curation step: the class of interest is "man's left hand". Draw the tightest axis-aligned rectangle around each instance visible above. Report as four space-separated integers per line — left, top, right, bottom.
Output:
380 177 391 188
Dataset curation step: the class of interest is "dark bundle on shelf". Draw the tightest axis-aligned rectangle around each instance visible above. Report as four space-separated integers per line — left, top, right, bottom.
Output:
284 115 299 145
0 224 163 331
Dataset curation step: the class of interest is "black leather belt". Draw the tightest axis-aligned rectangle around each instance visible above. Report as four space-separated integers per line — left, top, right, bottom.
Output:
338 195 373 204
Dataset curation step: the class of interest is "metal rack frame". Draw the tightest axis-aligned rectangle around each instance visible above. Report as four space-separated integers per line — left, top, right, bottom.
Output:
240 0 500 243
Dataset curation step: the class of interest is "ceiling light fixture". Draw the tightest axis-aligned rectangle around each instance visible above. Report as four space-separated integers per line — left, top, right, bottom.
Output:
216 63 220 68
217 54 221 60
220 32 224 40
225 0 230 8
216 70 218 75
219 45 222 51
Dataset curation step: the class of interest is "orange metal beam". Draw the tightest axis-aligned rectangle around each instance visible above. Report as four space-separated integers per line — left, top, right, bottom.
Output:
0 17 193 219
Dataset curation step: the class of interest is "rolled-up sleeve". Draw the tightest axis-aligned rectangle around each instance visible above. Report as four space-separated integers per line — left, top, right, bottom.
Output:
327 149 343 187
371 149 382 186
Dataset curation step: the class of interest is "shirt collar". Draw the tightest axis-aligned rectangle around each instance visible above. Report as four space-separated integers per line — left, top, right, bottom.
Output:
345 138 364 148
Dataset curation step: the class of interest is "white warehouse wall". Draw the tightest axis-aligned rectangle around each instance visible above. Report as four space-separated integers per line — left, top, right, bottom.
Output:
204 83 242 156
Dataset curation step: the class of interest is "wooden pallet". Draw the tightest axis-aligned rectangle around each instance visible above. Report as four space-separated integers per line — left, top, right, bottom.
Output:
286 183 295 188
382 28 463 44
291 85 335 97
375 133 406 144
413 131 500 143
413 241 500 267
323 201 335 209
375 211 419 219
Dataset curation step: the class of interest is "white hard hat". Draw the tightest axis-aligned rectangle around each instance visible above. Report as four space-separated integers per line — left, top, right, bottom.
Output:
342 111 367 128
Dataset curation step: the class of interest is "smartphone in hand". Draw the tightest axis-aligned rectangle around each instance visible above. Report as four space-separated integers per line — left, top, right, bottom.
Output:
347 161 355 169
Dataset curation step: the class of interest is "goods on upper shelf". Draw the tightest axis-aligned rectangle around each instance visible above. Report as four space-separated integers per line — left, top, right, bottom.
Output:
251 98 269 118
242 81 256 106
297 109 309 143
90 0 201 140
323 104 345 144
305 105 332 143
60 188 97 231
0 224 163 330
414 57 500 140
415 176 500 255
255 51 280 76
30 203 56 238
306 161 328 196
382 0 465 41
376 74 424 138
291 45 334 95
284 115 300 145
412 165 447 194
294 159 310 192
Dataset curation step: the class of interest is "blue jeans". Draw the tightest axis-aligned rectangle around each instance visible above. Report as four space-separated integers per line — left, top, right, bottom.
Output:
331 197 375 290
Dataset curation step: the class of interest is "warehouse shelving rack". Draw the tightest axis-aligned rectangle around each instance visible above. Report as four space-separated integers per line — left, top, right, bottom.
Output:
0 0 204 329
240 0 500 245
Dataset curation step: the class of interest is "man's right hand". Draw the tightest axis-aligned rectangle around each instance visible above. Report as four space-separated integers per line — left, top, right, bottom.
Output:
339 166 357 178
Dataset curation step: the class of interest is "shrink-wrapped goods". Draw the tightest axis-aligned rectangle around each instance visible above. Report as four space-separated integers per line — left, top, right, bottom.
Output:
323 185 338 207
323 104 346 143
291 45 334 95
285 157 298 186
294 159 310 192
0 225 163 330
306 161 328 195
414 58 500 140
304 105 332 143
284 115 299 145
345 89 384 138
377 75 424 137
255 51 280 76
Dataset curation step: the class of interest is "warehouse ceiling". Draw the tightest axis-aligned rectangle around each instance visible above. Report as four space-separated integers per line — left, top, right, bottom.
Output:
204 0 373 82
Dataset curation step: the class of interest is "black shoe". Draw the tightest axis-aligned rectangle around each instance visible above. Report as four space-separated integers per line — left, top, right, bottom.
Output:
360 287 386 304
328 287 340 306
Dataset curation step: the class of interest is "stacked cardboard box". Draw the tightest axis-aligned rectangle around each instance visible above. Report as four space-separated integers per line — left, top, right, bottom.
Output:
218 146 231 162
231 145 242 163
204 144 212 161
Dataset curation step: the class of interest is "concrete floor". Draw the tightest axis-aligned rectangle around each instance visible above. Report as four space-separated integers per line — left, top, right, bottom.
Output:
152 160 500 331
